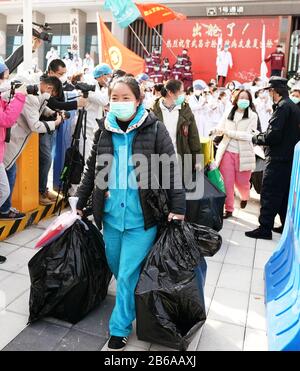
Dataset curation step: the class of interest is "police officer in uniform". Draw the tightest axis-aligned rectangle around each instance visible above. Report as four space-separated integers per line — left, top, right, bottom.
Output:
246 77 300 240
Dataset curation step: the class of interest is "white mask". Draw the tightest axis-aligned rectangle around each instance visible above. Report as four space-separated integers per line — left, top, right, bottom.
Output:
60 75 67 84
0 79 11 93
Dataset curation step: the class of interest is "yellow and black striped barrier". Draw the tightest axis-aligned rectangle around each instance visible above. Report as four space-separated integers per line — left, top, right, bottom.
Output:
0 198 66 242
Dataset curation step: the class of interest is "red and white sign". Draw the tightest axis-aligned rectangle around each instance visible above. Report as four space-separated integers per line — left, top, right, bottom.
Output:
162 17 280 82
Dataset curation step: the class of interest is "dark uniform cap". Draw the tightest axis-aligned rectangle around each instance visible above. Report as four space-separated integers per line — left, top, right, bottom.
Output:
265 76 288 89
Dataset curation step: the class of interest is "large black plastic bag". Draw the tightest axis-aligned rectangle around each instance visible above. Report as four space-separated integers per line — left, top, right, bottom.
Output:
135 189 222 350
28 219 112 324
185 171 226 232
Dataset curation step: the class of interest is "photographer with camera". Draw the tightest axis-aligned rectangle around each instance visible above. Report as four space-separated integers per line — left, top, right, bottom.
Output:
5 20 52 74
5 37 43 75
46 59 87 111
0 76 63 218
74 63 112 158
40 59 87 202
0 62 27 263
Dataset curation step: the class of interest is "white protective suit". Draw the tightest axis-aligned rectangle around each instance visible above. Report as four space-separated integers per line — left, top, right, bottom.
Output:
77 82 109 159
189 94 210 138
217 50 233 77
254 95 273 132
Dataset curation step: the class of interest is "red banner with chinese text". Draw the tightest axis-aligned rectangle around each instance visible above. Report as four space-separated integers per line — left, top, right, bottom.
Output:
162 17 280 83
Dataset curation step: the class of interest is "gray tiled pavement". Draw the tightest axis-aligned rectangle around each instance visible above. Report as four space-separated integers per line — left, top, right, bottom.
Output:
0 192 281 351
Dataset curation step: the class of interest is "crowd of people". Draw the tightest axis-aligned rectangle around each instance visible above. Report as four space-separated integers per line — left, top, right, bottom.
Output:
1 38 300 350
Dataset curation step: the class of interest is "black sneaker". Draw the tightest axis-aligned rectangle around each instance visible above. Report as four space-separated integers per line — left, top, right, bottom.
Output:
240 200 248 209
0 209 25 220
107 336 128 351
245 228 272 240
0 255 7 264
223 211 233 219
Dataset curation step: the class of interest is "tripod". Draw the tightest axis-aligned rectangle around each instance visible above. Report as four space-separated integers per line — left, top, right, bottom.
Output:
56 107 87 214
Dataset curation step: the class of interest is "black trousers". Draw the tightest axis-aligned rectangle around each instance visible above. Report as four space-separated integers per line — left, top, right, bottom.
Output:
259 160 293 232
271 69 282 77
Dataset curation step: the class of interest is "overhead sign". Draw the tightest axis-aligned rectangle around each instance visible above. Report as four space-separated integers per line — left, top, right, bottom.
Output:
207 6 245 16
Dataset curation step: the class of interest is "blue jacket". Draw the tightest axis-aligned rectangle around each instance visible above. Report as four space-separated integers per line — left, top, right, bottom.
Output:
103 105 149 231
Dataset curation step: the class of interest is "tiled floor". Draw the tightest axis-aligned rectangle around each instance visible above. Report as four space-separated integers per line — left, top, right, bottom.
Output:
0 195 281 351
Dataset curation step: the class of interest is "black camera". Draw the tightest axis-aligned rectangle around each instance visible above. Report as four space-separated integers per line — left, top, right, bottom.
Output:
17 20 53 43
75 82 96 98
57 111 71 120
11 81 39 96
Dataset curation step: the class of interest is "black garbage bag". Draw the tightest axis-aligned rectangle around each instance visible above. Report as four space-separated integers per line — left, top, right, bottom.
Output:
185 171 226 232
135 220 222 350
136 188 222 350
28 219 112 324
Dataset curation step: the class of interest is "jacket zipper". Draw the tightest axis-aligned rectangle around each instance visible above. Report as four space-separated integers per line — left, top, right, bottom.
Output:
132 128 148 225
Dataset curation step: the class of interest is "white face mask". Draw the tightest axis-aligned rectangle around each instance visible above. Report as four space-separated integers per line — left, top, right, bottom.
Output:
0 79 11 93
60 75 67 84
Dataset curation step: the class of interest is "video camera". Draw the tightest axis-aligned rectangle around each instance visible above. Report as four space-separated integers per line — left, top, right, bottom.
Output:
75 82 96 98
17 20 53 43
10 80 39 96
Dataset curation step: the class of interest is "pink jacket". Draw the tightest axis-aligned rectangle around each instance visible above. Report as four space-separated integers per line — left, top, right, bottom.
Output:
0 93 26 163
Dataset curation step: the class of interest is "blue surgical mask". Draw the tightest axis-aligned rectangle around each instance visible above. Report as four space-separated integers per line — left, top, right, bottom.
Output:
290 96 300 105
110 101 136 120
237 99 250 110
175 94 185 106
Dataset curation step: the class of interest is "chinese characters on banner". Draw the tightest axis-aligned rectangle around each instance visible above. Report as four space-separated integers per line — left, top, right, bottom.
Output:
70 16 80 53
162 17 280 82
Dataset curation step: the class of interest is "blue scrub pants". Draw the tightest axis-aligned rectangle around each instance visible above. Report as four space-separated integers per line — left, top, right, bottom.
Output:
103 222 157 337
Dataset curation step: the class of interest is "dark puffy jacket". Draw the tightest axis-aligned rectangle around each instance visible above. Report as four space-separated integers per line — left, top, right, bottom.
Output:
253 97 300 162
76 112 186 231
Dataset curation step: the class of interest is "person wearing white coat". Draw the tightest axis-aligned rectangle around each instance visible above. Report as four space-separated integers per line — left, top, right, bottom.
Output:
254 89 273 132
211 90 258 218
189 82 210 138
78 64 112 159
217 46 233 87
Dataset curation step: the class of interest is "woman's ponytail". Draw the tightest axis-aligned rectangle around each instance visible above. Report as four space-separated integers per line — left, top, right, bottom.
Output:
161 86 168 98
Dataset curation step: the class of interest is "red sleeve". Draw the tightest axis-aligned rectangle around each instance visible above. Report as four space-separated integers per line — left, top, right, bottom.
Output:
265 54 272 63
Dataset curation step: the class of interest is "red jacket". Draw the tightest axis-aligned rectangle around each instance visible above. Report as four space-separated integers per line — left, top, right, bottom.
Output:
182 71 193 91
151 72 164 84
171 69 183 81
265 52 285 70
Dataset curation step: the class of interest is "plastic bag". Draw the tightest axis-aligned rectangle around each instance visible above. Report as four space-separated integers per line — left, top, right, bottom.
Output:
207 163 226 194
186 171 226 232
135 219 222 351
201 137 214 166
28 219 112 324
35 197 81 248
